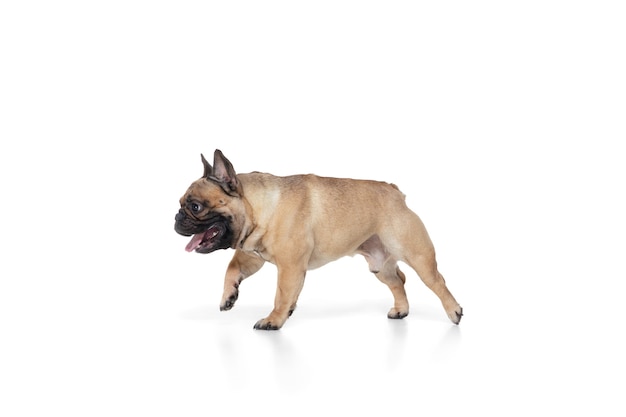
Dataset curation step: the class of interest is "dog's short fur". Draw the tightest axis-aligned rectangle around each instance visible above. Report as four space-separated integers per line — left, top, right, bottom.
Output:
175 150 462 330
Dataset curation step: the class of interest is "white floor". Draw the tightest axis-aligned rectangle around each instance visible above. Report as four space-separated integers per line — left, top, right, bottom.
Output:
2 196 624 415
2 2 625 416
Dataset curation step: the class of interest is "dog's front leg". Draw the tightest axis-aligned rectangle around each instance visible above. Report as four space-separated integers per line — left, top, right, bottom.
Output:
254 265 306 330
220 249 265 311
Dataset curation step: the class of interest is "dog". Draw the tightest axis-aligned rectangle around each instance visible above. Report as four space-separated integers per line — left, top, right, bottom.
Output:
174 149 463 330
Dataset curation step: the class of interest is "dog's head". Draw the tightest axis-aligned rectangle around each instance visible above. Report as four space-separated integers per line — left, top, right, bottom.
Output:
174 149 243 254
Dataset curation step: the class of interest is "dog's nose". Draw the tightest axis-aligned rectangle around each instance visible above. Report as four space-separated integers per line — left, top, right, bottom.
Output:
175 210 185 222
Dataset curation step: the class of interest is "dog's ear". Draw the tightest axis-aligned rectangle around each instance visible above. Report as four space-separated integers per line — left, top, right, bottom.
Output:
201 153 213 179
212 149 241 195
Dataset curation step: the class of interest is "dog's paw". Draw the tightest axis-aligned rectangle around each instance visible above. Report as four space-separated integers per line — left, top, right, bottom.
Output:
253 317 282 330
448 305 463 325
387 308 409 319
219 289 239 311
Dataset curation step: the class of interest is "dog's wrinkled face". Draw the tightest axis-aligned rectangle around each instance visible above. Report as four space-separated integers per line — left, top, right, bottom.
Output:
175 150 242 254
175 179 235 253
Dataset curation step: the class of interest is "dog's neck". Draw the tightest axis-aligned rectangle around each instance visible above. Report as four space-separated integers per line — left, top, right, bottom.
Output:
233 173 282 253
234 188 258 251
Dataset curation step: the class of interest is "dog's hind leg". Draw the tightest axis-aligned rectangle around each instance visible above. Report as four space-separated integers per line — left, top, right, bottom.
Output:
359 235 410 319
376 262 410 319
387 211 463 324
405 249 463 325
220 249 265 311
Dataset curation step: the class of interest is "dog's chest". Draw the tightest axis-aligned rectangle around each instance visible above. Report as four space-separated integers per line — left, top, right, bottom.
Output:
250 247 271 262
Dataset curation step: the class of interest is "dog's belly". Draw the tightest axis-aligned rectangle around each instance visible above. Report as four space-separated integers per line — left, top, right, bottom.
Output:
306 237 374 270
306 252 340 270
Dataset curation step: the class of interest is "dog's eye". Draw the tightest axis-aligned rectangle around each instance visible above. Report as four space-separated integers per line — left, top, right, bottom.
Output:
190 202 203 213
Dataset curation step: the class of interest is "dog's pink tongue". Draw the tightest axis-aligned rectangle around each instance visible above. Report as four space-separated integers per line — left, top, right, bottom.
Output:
185 234 204 252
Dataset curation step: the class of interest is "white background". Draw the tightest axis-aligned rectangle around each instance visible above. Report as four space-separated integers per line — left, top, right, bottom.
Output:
1 1 625 416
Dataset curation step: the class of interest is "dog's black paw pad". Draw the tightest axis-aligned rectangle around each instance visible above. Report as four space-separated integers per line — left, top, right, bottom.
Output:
453 307 463 324
288 304 297 317
253 320 280 330
387 310 408 319
220 291 239 311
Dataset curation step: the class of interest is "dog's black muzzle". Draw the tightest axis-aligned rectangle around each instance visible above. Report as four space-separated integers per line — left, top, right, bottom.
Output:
174 209 204 236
